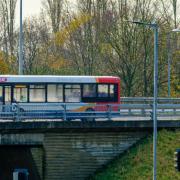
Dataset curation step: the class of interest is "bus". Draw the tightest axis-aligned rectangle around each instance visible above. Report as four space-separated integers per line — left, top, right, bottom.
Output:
0 75 120 120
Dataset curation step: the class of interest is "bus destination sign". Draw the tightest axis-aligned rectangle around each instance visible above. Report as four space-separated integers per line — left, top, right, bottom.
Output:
0 77 7 82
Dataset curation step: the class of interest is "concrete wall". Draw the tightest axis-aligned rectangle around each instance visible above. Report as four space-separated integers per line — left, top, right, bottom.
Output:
43 131 148 180
0 131 148 180
31 147 44 180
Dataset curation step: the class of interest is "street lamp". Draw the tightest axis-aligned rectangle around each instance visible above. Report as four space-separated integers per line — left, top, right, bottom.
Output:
127 20 158 180
167 28 180 97
172 28 180 32
19 0 23 75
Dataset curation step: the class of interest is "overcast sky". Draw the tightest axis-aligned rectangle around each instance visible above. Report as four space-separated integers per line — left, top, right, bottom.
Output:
14 0 180 22
16 0 42 21
15 0 77 22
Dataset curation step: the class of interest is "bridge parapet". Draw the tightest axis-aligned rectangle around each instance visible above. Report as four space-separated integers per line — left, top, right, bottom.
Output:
0 120 179 180
0 120 179 133
0 133 43 145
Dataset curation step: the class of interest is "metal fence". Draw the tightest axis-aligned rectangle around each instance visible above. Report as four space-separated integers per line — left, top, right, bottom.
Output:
0 103 179 122
121 97 180 104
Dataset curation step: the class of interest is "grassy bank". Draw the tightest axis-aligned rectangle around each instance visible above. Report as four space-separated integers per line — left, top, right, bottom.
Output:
90 130 180 180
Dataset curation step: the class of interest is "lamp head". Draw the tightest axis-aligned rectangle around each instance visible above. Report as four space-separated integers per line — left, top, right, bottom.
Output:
172 28 180 32
132 20 145 25
126 20 157 27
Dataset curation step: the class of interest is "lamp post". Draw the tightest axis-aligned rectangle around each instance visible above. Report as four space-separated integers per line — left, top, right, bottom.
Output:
167 32 171 98
127 20 158 180
167 28 180 97
19 0 23 75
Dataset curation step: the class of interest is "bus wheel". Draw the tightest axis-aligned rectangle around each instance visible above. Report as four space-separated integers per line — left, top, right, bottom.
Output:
82 108 95 122
19 108 25 112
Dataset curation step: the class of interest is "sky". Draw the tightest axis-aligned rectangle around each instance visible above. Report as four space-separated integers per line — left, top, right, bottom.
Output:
13 0 180 23
16 0 42 21
15 0 77 22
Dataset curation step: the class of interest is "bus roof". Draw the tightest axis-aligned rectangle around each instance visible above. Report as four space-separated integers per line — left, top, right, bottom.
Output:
0 75 120 83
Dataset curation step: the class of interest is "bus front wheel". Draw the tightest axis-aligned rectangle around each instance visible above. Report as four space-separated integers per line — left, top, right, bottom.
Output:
82 108 95 122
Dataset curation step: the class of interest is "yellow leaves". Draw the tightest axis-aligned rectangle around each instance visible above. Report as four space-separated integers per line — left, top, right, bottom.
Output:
46 13 92 72
170 49 180 97
171 75 180 97
51 58 70 70
0 52 9 74
46 54 70 70
100 43 112 55
0 61 8 74
54 13 92 46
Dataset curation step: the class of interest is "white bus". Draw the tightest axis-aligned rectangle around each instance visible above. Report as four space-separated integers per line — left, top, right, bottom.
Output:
0 75 120 119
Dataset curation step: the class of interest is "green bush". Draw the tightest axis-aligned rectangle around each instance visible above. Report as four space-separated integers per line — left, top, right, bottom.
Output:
90 130 180 180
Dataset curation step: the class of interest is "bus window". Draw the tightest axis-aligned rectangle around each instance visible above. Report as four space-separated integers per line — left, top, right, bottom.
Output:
110 84 115 97
13 85 28 102
98 84 108 97
83 84 96 97
0 86 2 103
29 85 45 102
47 84 63 102
5 86 11 103
65 84 81 102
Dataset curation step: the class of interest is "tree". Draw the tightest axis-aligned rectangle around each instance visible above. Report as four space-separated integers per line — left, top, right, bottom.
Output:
43 0 64 33
22 18 46 74
67 0 114 75
0 0 17 57
0 51 9 74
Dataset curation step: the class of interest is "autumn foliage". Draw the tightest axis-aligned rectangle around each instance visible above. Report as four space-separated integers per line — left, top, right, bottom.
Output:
0 52 9 74
0 0 179 97
54 13 92 46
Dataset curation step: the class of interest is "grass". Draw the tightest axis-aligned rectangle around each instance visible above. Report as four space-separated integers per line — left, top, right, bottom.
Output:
90 129 180 180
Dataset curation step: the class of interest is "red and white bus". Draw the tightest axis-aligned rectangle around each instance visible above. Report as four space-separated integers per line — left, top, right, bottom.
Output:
0 75 120 118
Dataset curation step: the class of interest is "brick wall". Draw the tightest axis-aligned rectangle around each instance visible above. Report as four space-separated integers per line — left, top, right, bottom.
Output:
43 132 148 180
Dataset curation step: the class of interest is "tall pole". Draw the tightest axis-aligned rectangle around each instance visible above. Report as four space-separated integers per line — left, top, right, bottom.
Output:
19 0 23 75
125 20 159 180
153 23 158 180
167 33 171 97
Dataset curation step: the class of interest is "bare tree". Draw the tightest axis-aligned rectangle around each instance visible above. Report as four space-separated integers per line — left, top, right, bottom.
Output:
67 0 114 75
0 0 17 57
171 0 177 28
43 0 64 33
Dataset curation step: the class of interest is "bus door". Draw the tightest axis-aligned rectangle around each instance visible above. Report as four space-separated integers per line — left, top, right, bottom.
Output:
4 86 12 105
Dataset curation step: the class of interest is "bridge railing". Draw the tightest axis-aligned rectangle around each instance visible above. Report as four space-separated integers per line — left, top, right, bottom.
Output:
0 103 179 121
121 97 180 104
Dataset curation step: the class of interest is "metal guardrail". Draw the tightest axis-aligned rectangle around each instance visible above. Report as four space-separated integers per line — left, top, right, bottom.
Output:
0 103 179 122
121 97 180 103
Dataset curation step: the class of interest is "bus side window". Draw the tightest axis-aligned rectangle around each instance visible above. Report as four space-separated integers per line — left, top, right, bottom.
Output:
83 84 96 97
13 85 28 102
65 85 81 102
47 84 63 102
110 84 115 97
98 84 108 97
4 86 11 103
29 85 46 102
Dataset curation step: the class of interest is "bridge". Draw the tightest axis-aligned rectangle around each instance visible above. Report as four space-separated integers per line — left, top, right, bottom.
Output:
0 97 179 180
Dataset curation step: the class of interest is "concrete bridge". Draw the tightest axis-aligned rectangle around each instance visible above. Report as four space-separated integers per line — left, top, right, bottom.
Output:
0 120 180 180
